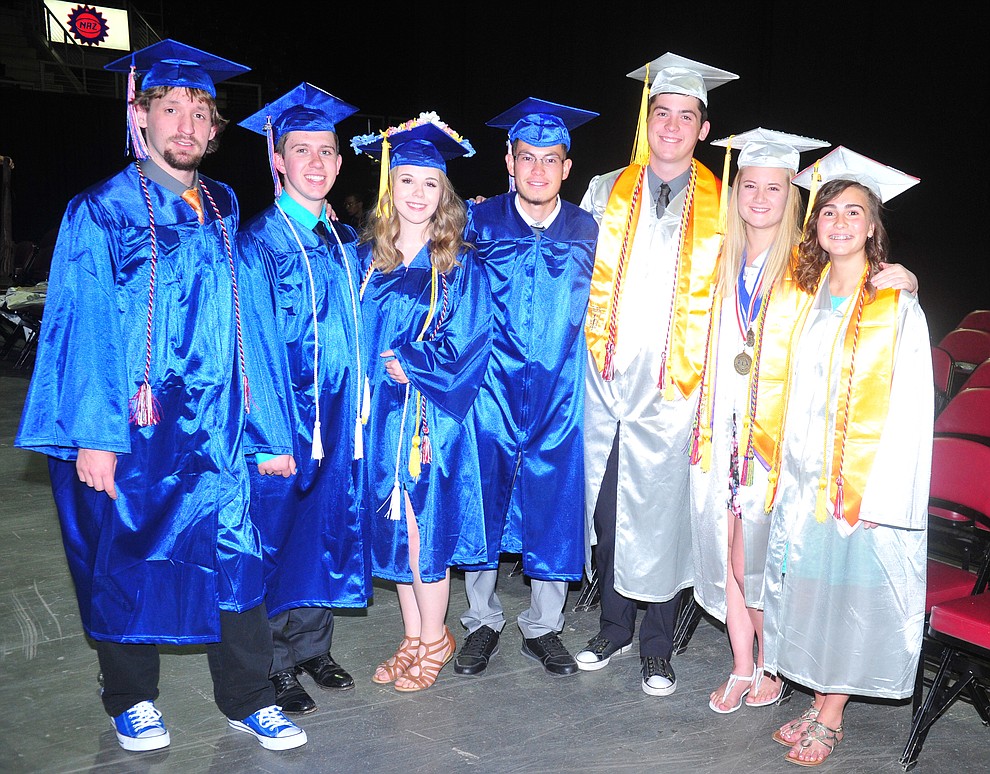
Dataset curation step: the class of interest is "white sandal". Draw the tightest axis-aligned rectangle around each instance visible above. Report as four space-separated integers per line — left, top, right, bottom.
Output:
708 666 757 714
747 668 784 707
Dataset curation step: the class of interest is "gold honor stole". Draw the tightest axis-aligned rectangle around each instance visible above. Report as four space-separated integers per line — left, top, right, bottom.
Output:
585 160 722 397
749 270 899 527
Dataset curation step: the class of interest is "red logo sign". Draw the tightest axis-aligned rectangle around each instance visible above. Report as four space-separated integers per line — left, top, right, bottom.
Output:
67 5 110 46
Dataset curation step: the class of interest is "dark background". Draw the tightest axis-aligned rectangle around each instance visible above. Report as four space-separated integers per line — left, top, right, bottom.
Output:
3 2 986 341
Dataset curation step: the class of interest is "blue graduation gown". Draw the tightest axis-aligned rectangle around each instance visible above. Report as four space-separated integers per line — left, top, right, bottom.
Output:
15 164 291 644
359 243 492 583
238 204 371 614
463 194 598 581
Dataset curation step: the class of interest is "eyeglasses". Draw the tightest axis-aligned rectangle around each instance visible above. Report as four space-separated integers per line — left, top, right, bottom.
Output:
513 152 563 168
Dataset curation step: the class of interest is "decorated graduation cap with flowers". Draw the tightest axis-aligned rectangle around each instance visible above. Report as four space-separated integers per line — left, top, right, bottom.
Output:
239 82 359 198
350 111 474 216
105 38 250 160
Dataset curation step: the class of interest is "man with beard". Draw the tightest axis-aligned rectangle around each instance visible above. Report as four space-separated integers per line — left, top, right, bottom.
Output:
453 99 598 678
15 40 306 752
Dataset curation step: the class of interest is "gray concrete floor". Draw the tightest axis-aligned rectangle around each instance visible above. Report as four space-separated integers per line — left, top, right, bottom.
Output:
1 348 986 774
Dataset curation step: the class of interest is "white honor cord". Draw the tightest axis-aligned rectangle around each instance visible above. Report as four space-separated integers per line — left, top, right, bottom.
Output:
276 204 324 462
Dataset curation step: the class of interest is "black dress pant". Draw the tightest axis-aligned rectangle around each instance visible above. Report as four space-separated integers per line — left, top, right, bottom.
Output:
592 425 679 660
269 606 334 675
96 603 275 720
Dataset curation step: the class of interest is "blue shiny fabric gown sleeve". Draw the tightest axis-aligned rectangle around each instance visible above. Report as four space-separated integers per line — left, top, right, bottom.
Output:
359 242 493 583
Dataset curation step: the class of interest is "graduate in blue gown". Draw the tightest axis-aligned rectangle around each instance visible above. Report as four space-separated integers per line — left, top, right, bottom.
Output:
351 114 492 691
14 40 306 752
453 99 600 679
237 83 371 715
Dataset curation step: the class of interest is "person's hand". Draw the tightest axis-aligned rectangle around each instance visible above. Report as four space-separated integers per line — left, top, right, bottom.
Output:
469 195 487 204
874 262 919 293
76 448 118 500
860 520 879 529
259 454 296 477
381 350 409 384
326 203 339 221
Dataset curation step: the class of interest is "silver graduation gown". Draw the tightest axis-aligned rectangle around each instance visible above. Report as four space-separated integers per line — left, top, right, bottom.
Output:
579 169 701 603
762 282 932 699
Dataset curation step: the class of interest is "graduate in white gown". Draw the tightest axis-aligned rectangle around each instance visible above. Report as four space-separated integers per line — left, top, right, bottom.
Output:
757 147 930 766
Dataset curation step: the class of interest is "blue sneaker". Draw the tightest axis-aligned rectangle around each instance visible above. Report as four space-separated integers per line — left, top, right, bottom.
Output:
228 705 307 750
111 700 170 752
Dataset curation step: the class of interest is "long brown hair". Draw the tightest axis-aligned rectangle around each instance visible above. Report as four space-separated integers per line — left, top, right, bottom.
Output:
360 167 468 274
794 179 890 296
715 168 803 298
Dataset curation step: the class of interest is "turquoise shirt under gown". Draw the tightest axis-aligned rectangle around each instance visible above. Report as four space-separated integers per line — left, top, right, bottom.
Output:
15 163 293 644
238 193 372 616
359 242 493 583
462 193 598 581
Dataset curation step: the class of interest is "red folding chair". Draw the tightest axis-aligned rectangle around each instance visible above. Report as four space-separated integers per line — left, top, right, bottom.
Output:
931 346 954 413
901 593 990 770
938 328 990 387
957 309 990 333
934 387 990 446
958 358 990 391
914 437 990 715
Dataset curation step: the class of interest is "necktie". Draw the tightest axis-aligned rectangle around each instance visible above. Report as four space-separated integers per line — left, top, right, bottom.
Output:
655 182 671 218
314 220 332 247
181 187 204 224
532 223 545 236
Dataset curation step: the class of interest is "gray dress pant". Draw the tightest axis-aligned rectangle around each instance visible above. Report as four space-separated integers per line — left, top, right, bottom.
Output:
461 569 566 639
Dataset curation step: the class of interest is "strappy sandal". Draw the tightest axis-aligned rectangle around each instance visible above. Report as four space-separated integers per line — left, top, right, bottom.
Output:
372 635 420 684
747 669 785 707
394 627 455 692
708 666 756 713
773 705 820 746
785 719 843 767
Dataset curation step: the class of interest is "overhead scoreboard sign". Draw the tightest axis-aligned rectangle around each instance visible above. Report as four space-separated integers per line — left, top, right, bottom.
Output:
44 2 130 51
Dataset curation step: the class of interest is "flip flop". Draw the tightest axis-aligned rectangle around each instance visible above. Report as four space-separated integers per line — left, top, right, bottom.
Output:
709 667 757 713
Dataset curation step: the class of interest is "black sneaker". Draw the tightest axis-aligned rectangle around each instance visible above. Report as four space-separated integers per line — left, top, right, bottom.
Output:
453 625 500 676
520 632 578 677
641 656 676 696
574 632 633 671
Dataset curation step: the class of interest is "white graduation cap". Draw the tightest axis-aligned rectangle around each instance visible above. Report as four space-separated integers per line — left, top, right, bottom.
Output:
792 145 920 203
626 52 738 106
710 127 830 172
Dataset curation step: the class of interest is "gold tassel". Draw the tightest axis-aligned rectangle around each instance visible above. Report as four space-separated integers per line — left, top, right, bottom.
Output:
803 159 822 228
408 435 422 479
815 476 829 522
376 136 392 218
700 428 712 472
311 418 324 462
631 65 652 166
717 136 733 235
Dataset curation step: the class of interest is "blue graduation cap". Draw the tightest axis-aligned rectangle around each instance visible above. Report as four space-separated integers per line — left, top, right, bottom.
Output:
240 82 359 197
104 39 250 160
486 97 598 151
350 111 474 216
105 38 249 98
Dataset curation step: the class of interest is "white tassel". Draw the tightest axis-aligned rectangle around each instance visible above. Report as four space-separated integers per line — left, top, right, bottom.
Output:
361 377 371 424
387 481 402 521
311 419 324 462
353 415 364 460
